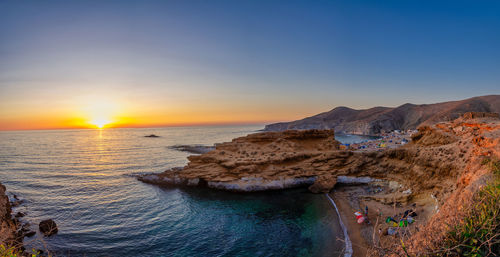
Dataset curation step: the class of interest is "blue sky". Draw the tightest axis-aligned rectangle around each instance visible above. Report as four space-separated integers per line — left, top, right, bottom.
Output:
0 0 499 129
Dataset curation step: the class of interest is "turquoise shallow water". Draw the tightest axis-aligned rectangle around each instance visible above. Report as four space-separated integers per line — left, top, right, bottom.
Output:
0 126 371 256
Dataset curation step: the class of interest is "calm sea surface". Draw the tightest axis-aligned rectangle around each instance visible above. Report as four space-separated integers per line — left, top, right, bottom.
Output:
0 126 372 256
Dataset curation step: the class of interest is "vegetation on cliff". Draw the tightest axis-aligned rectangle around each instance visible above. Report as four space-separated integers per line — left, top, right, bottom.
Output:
436 158 499 257
0 245 41 257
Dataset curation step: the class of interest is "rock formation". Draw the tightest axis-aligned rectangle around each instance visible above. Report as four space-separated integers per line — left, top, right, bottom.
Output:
139 113 500 255
139 129 341 191
0 183 21 249
139 114 499 195
39 219 58 236
169 145 215 154
264 95 500 135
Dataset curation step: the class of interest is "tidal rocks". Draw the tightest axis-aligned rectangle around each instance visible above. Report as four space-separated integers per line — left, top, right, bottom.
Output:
39 219 58 236
144 134 160 138
169 144 215 154
18 223 36 239
10 196 24 207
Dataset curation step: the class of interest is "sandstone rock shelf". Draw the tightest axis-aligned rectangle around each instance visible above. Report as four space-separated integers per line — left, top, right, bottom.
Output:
138 113 500 256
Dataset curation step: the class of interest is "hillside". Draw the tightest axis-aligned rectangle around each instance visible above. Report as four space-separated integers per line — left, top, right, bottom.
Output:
264 95 500 135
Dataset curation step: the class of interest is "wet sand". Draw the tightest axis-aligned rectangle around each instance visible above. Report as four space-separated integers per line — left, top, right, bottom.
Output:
329 190 371 257
320 194 353 257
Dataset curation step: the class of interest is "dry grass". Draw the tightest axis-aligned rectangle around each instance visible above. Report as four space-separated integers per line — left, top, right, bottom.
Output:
431 158 500 257
366 158 500 257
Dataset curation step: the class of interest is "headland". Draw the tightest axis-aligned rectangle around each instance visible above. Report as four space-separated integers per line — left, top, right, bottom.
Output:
139 112 500 256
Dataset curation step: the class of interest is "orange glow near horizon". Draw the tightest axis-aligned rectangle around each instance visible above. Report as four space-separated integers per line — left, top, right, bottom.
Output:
0 93 320 131
83 99 117 129
77 97 120 129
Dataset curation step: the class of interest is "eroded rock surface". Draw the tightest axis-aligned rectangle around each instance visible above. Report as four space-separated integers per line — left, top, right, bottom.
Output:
140 116 499 196
139 113 500 255
139 129 341 191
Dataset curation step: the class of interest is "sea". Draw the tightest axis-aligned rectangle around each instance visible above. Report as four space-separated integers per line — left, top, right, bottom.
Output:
0 126 374 257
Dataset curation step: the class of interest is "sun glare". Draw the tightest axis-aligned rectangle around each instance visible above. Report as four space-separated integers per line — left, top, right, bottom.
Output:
91 118 111 129
82 98 119 129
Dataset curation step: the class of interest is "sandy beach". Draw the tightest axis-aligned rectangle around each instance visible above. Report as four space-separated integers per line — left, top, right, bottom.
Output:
329 189 371 257
328 183 439 257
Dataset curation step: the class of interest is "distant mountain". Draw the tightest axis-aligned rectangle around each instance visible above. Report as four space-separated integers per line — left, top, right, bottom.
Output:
264 95 500 135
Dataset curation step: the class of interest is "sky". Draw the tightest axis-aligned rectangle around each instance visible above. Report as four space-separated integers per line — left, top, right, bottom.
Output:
1 0 499 130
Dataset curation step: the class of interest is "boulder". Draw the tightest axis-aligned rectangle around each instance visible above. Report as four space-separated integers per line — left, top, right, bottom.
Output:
39 219 58 236
308 175 337 193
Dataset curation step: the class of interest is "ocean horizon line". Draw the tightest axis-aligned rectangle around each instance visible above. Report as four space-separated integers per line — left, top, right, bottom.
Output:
0 122 270 132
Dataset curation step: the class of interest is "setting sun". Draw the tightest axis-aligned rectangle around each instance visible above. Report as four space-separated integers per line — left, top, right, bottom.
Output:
91 118 111 129
80 97 119 129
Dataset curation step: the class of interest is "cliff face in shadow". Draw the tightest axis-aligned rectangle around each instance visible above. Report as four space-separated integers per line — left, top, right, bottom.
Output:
0 183 18 248
264 95 500 135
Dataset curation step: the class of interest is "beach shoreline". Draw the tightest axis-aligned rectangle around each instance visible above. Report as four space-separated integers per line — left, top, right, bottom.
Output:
325 193 353 257
328 189 370 257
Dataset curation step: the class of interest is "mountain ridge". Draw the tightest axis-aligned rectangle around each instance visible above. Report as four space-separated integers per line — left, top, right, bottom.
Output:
264 95 500 135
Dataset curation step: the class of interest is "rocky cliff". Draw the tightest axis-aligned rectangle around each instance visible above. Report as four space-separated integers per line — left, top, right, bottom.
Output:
0 183 19 249
139 112 500 255
264 95 500 135
139 113 499 195
140 129 341 191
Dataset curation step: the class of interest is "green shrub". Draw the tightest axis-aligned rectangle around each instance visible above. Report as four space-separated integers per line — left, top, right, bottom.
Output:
438 159 500 256
0 245 18 257
0 245 41 257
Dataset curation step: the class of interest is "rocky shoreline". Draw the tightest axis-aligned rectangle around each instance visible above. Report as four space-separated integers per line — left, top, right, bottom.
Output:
0 183 58 255
0 183 23 251
138 112 500 256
